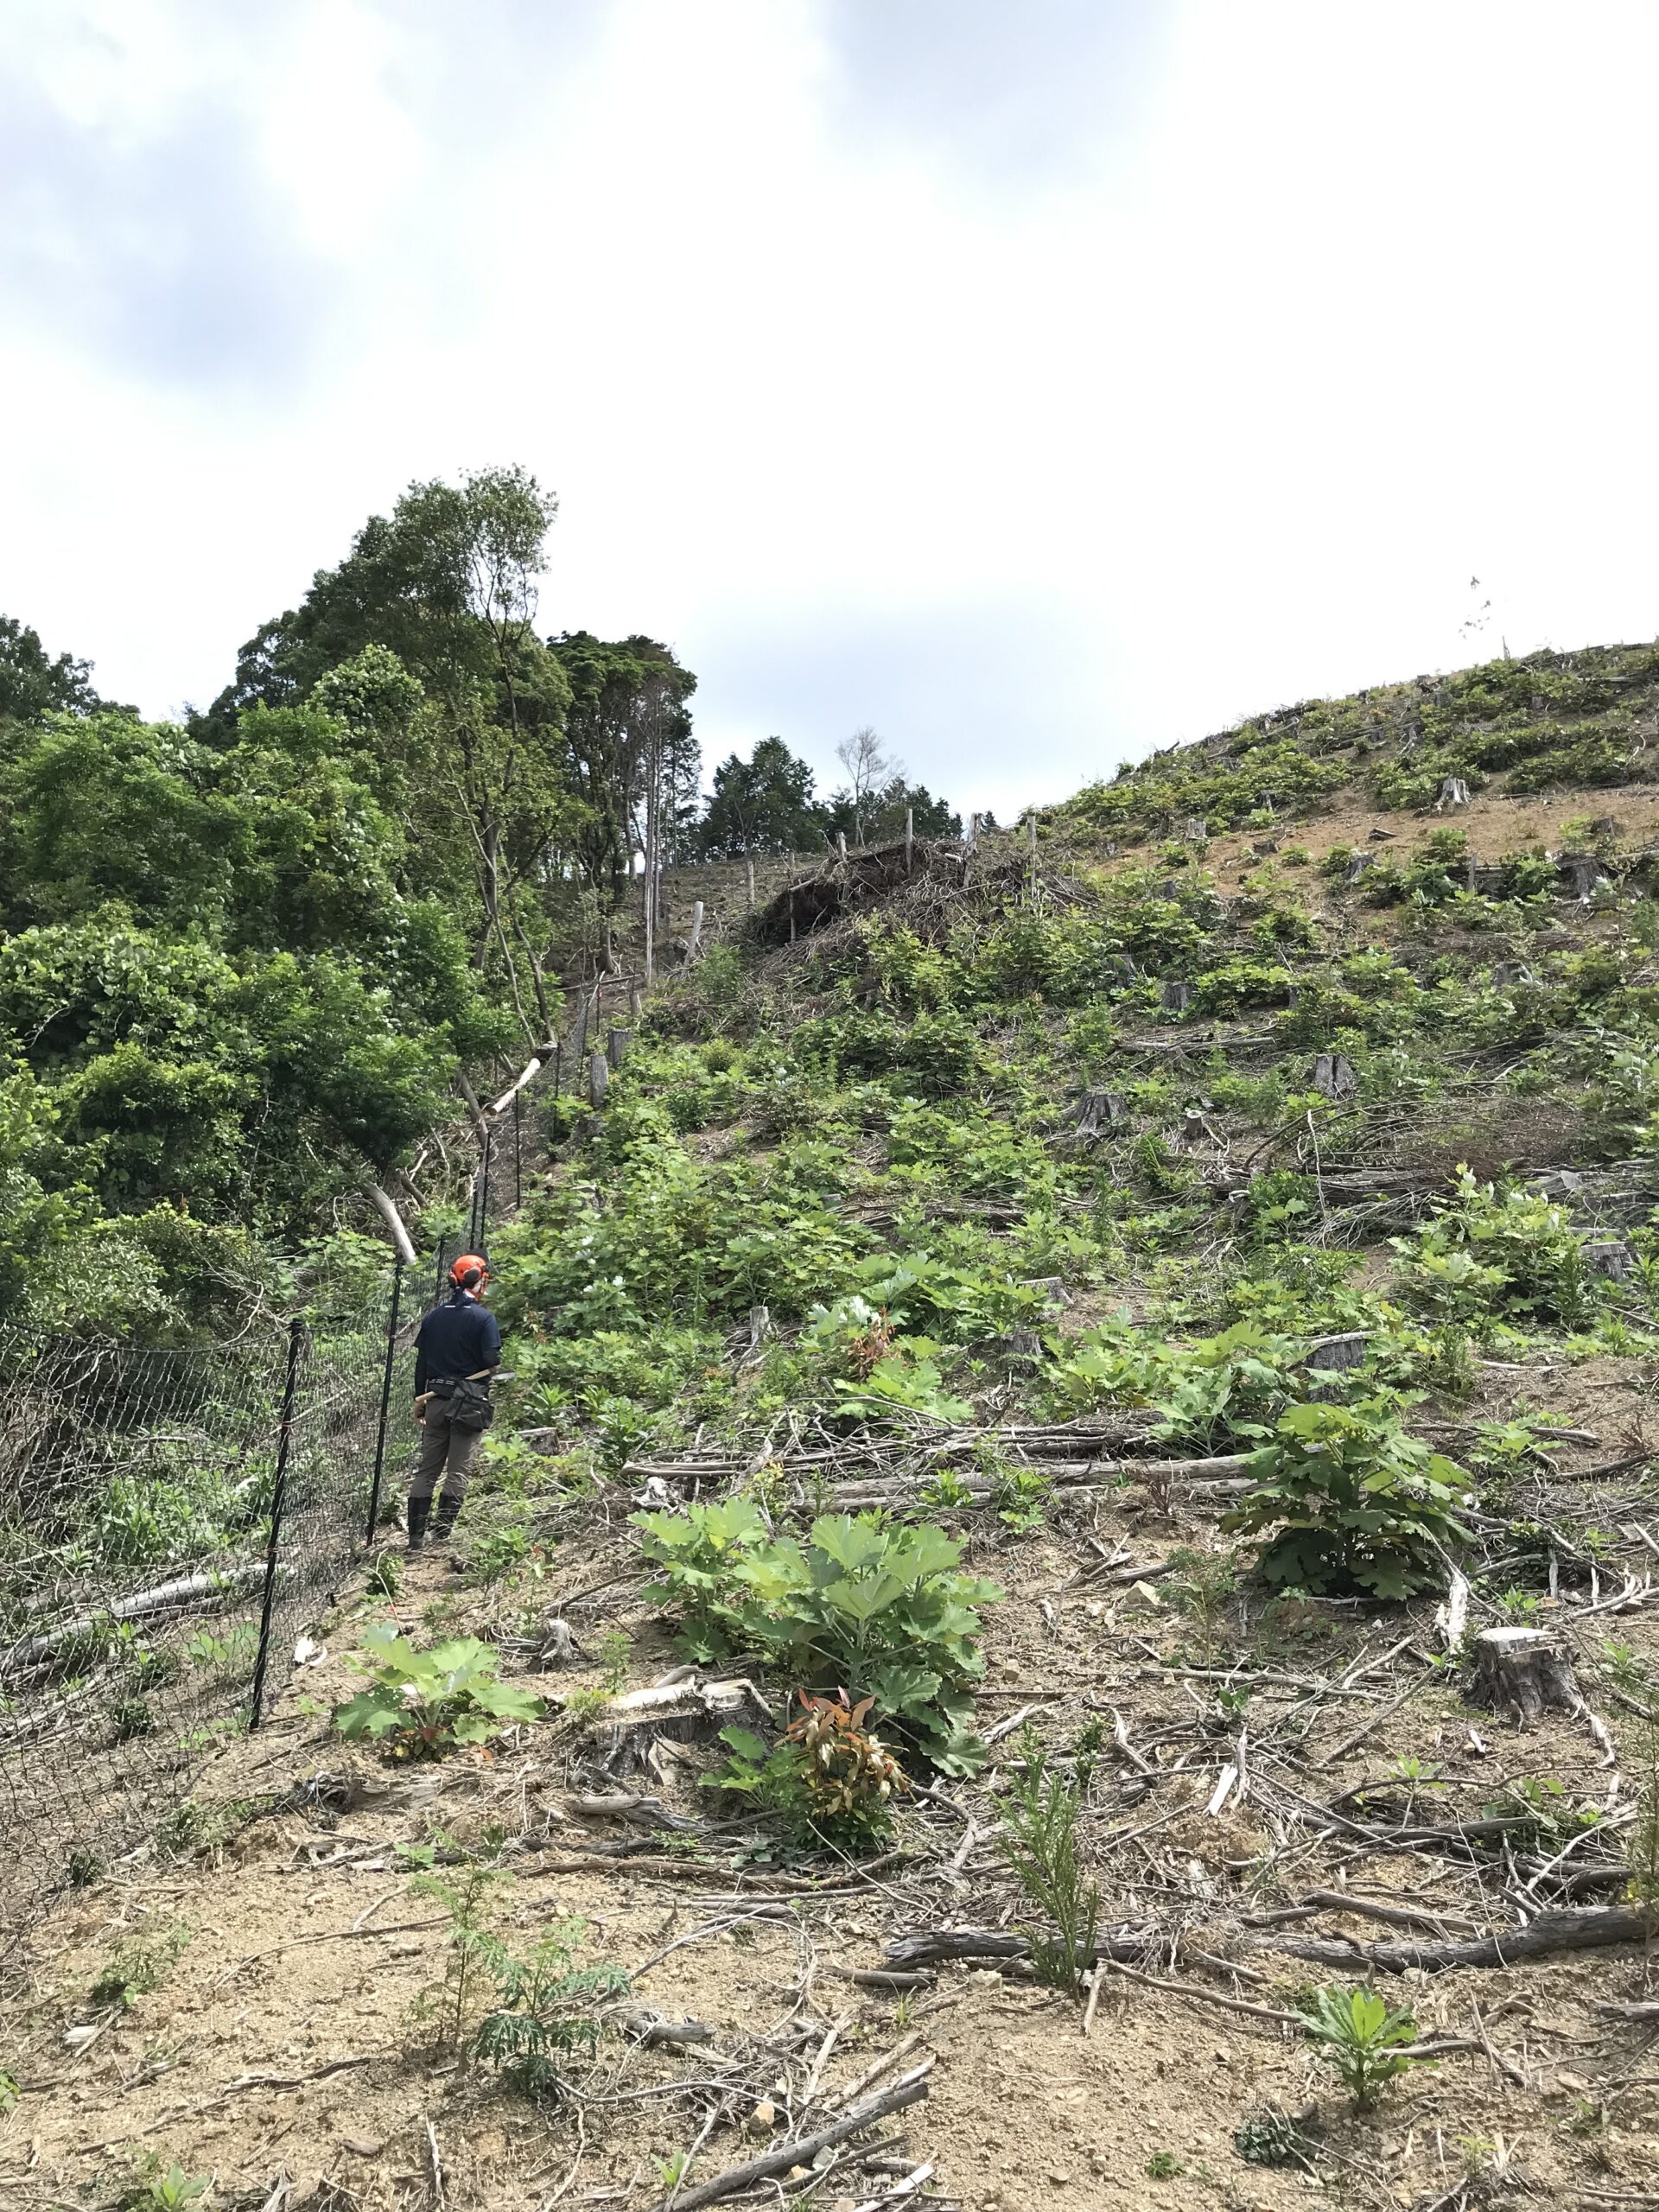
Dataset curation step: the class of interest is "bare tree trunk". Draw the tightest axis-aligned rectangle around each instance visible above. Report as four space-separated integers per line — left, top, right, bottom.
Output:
365 1180 418 1264
456 1071 490 1147
643 756 658 986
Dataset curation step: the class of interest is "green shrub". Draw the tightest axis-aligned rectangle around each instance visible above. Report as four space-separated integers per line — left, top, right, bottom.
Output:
1507 722 1636 793
470 1921 627 2099
1052 1319 1299 1451
1193 958 1289 1014
1497 848 1558 899
1392 1168 1596 1325
1296 1985 1424 2110
634 1500 1001 1770
1224 1399 1470 1599
334 1625 542 1759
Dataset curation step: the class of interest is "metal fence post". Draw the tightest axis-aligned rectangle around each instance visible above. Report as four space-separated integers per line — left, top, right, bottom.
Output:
250 1316 306 1730
364 1257 405 1545
477 1129 493 1248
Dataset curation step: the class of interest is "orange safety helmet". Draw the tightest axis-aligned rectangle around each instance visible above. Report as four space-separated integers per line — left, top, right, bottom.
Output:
448 1252 490 1294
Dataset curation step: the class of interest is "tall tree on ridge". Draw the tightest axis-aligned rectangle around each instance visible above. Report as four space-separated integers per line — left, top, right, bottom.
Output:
835 725 898 846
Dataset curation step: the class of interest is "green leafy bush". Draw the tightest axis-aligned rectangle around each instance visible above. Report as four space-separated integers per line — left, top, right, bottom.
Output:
334 1625 541 1758
634 1500 1001 1770
1507 724 1635 793
470 1922 627 2099
1052 1319 1299 1451
1193 958 1290 1014
1224 1399 1470 1598
1393 1168 1596 1325
1296 1984 1424 2109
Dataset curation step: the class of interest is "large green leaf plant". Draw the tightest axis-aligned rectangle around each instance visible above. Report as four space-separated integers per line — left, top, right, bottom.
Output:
634 1500 1001 1772
1224 1398 1470 1599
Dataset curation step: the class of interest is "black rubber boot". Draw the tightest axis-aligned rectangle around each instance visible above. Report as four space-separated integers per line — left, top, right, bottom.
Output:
432 1491 462 1544
406 1494 432 1554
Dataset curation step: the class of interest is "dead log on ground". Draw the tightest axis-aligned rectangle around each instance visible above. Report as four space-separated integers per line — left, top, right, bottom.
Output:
646 2061 932 2212
884 1923 1157 1972
1265 1904 1655 1974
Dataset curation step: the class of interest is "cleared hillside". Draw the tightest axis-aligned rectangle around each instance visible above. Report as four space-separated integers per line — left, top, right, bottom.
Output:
14 642 1659 2212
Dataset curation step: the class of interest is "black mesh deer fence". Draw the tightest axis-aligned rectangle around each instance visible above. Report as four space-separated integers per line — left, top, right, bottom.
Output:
0 1266 414 1926
0 993 643 1927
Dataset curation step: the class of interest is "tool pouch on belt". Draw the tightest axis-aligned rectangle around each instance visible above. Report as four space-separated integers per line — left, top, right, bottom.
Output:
441 1377 494 1433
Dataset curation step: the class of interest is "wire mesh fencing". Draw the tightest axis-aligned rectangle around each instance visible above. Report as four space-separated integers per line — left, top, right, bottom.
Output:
0 1262 418 1928
0 988 649 1927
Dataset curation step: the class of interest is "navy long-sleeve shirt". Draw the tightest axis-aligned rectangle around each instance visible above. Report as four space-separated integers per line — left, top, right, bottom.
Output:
413 1293 502 1395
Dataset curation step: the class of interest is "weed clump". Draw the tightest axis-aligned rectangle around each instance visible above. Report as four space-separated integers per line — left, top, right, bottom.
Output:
334 1625 541 1759
1296 1984 1425 2109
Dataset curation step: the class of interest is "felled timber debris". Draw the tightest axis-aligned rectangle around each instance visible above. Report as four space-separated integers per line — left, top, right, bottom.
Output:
751 838 963 945
884 1906 1657 1981
645 2062 934 2212
1268 1906 1655 1974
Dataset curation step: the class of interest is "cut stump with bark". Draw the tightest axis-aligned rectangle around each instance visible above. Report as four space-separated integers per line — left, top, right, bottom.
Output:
1466 1625 1581 1726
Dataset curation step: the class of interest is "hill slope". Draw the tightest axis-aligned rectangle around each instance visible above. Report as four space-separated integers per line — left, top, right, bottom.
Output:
12 641 1659 2211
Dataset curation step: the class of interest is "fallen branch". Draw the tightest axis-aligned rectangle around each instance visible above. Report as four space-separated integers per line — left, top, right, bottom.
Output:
1299 1890 1478 1939
646 2061 933 2212
1310 1684 1423 1772
3 1562 270 1675
1267 1905 1655 1974
364 1180 418 1266
883 1923 1156 1971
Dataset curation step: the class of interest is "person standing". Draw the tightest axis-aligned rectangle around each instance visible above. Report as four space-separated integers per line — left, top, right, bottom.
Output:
407 1252 502 1552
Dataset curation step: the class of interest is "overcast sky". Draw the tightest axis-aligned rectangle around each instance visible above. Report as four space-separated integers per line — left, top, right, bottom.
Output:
3 1 1658 819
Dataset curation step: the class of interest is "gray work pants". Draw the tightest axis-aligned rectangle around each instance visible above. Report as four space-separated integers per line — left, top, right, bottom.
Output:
409 1396 485 1504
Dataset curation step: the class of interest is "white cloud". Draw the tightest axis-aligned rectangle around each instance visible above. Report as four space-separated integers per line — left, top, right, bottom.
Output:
0 0 1656 816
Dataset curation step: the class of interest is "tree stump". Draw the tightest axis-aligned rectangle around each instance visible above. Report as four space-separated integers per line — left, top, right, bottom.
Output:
1161 981 1192 1014
1467 1626 1581 1726
1071 1090 1130 1142
1434 777 1471 810
588 1051 610 1108
1343 853 1376 886
1313 1052 1358 1100
1558 852 1609 898
1582 1239 1635 1281
1300 1332 1370 1375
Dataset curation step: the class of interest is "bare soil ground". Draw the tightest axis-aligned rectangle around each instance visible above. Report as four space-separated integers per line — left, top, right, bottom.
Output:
8 1349 1659 2212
